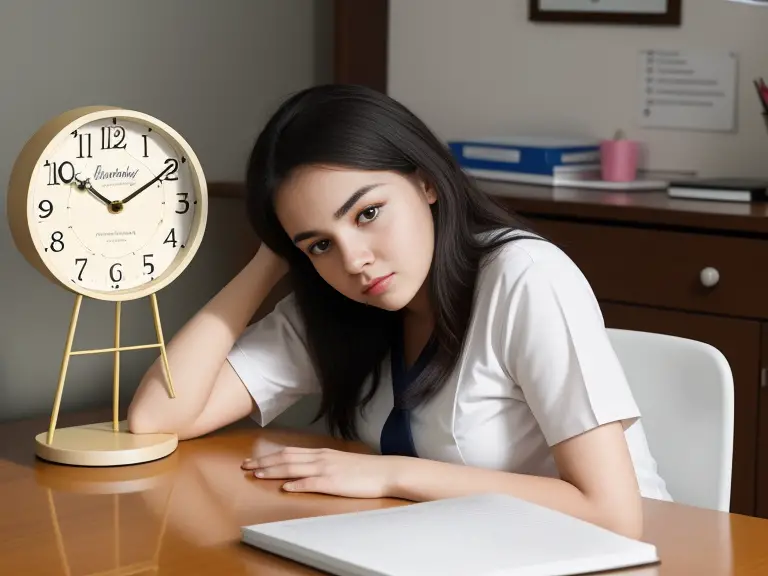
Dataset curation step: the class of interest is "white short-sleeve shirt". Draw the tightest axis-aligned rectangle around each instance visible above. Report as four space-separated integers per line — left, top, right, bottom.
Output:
227 235 672 501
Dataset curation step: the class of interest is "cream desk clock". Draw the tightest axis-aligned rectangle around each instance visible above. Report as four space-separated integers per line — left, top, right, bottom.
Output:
7 106 208 466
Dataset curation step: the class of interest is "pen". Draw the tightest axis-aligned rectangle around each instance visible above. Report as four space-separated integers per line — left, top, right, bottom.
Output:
755 78 768 113
760 77 768 99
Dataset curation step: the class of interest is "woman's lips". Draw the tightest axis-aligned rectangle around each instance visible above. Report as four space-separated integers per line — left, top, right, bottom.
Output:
363 273 394 296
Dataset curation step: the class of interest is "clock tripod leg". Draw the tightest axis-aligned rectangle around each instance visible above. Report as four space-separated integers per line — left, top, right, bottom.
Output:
113 301 121 432
149 293 176 398
47 294 83 445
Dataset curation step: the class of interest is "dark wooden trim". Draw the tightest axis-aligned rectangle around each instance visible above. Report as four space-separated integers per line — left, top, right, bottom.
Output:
529 0 682 26
481 182 768 237
333 0 388 91
496 196 768 237
207 181 248 199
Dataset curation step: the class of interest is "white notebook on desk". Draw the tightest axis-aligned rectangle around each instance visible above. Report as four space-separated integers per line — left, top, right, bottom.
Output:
240 493 659 576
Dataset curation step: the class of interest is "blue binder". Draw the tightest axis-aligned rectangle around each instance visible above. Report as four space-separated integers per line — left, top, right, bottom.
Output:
448 136 600 176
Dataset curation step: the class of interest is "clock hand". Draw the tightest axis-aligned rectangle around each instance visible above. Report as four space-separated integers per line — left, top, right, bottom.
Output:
72 174 111 206
120 163 173 204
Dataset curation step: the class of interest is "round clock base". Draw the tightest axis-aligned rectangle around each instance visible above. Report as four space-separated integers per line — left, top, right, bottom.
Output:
35 420 178 467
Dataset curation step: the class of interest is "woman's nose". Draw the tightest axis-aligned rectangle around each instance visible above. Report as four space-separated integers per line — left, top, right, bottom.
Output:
339 241 373 274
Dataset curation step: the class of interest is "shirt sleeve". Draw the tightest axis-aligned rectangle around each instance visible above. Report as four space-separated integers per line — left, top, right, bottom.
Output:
499 249 641 447
227 293 321 426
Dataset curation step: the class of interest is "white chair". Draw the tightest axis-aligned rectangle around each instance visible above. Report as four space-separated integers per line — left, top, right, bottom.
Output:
607 328 734 512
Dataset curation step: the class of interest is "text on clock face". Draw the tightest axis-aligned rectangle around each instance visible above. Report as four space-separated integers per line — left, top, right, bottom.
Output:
32 117 198 293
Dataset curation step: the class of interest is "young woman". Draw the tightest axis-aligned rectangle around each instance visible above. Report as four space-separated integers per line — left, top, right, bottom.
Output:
128 84 671 539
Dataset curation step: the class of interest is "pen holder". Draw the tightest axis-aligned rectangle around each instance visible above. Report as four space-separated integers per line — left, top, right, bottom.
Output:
600 139 639 182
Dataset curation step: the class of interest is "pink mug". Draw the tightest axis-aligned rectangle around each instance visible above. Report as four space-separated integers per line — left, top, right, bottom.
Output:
600 139 638 182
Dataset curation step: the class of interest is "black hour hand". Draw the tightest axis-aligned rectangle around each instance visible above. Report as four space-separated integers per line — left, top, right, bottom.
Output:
73 175 110 206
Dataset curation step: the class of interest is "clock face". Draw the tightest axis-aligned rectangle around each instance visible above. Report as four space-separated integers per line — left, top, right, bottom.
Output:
29 115 201 295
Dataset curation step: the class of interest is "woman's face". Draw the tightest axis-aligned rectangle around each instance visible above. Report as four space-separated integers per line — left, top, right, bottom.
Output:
274 165 437 312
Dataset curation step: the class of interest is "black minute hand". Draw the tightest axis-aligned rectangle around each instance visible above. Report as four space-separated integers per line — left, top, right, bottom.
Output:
120 164 173 204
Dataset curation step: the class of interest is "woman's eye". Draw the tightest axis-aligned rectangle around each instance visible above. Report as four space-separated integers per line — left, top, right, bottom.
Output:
357 206 379 224
309 240 330 255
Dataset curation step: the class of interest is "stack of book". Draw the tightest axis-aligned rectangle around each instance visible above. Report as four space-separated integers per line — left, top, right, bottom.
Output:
667 178 768 203
447 136 602 186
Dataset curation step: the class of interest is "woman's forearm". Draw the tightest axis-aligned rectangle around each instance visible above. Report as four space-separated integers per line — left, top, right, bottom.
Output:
388 457 643 539
127 245 287 432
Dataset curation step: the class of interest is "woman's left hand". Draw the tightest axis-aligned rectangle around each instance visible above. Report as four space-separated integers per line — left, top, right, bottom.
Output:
241 447 402 499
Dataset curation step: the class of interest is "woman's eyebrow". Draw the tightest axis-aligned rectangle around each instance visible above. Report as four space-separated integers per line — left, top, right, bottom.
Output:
333 183 384 218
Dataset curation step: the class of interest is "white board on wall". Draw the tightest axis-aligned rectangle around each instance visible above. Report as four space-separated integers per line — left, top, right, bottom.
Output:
637 49 738 132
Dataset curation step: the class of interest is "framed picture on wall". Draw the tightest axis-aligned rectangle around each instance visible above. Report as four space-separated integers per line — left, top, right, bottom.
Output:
529 0 682 25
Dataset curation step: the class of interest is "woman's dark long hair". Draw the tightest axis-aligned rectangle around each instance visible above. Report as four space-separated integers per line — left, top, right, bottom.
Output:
245 84 541 440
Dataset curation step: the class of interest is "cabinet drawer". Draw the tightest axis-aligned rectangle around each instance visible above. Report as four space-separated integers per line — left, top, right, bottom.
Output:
527 218 768 320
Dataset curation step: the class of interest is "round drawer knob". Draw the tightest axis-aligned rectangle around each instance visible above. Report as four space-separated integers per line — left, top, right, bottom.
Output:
700 267 720 288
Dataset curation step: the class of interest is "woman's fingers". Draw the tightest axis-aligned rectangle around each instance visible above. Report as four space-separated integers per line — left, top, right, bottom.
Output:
241 447 323 471
252 462 322 480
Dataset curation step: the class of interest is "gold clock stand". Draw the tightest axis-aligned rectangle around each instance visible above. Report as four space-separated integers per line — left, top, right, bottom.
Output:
35 293 179 467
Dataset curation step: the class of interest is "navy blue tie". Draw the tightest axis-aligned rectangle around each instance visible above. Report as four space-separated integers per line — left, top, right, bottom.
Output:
380 328 437 458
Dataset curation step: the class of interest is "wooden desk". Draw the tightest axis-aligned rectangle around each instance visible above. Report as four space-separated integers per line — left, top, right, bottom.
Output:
1 410 768 575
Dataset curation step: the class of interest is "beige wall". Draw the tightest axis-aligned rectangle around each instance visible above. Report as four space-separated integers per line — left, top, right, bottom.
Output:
0 0 332 424
388 0 768 178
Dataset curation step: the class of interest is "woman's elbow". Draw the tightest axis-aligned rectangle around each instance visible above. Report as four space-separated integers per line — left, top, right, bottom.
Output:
126 396 200 440
126 401 157 435
126 384 171 435
597 497 644 540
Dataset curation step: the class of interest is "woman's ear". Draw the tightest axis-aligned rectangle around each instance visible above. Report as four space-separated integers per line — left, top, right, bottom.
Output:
425 183 437 205
415 170 437 204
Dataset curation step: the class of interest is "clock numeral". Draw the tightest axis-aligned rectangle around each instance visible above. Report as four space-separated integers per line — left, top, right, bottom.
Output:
75 258 87 281
72 130 92 158
101 125 127 150
143 254 155 275
163 158 179 181
175 192 190 214
142 134 149 158
163 228 178 248
38 199 53 219
50 230 64 253
109 262 123 283
44 160 75 186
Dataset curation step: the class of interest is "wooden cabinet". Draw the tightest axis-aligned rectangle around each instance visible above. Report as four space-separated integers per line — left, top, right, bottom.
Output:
487 183 768 519
525 216 763 516
521 218 768 319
